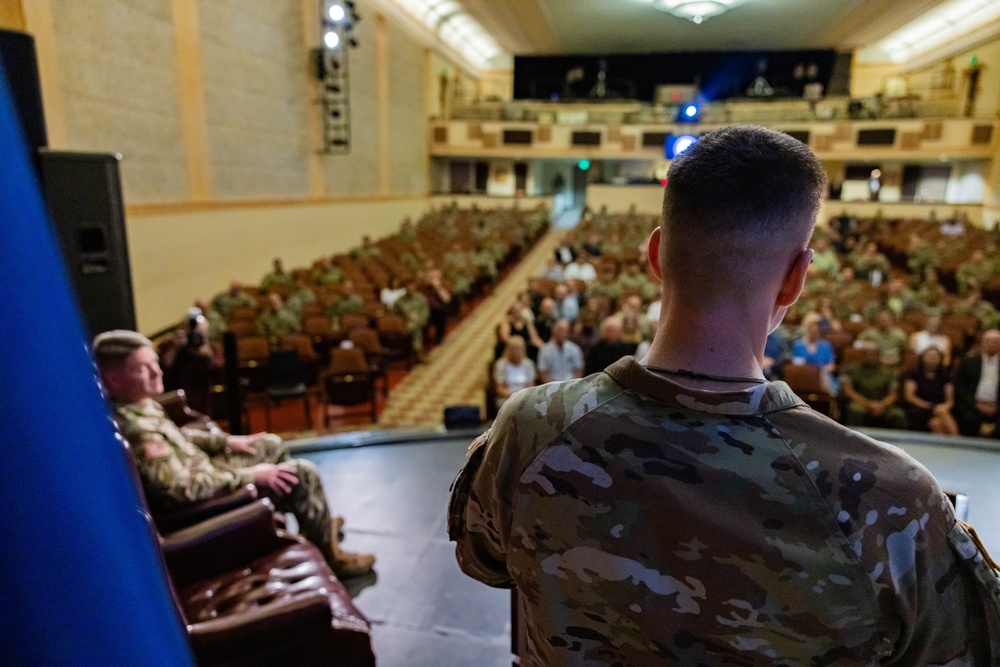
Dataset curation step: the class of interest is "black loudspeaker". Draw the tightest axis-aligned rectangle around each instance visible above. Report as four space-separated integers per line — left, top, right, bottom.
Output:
38 151 137 337
0 29 48 163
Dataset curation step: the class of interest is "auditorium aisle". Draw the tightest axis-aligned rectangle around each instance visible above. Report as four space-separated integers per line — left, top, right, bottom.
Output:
376 226 563 429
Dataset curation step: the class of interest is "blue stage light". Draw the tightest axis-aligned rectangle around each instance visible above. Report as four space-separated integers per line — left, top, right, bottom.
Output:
684 104 698 118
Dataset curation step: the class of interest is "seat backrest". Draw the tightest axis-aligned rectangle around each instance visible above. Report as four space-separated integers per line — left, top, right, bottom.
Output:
304 315 334 336
283 333 318 360
783 364 826 394
227 319 258 337
268 349 303 385
340 314 369 334
349 327 383 355
376 314 407 334
237 336 270 362
228 306 258 322
330 347 370 375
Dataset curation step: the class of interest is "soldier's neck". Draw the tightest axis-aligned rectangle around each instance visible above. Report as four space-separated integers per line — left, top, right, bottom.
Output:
645 301 767 384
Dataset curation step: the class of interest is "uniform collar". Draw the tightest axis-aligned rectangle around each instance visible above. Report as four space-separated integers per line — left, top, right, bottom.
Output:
114 397 165 418
604 357 804 416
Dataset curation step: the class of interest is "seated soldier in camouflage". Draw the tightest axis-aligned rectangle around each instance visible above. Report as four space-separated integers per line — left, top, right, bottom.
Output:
449 126 1000 665
841 341 908 429
94 330 375 578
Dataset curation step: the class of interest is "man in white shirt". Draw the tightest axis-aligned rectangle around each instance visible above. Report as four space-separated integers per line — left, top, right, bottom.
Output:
563 256 597 283
953 329 1000 437
537 320 584 383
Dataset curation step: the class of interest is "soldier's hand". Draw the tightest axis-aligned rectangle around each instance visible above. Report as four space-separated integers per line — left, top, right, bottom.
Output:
250 463 299 496
227 433 268 454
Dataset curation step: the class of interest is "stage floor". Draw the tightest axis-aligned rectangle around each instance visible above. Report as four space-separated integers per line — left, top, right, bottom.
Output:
302 430 1000 666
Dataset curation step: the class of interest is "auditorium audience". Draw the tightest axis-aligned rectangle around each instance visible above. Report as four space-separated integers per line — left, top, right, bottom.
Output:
903 347 958 435
910 314 952 365
393 280 430 361
537 320 584 384
534 297 558 344
211 281 257 319
380 276 406 309
563 254 597 282
493 336 536 409
327 279 366 325
792 313 838 394
257 293 299 338
496 304 542 362
858 310 908 366
421 269 453 345
584 317 637 376
953 329 1000 438
261 257 293 290
841 342 907 429
159 307 220 415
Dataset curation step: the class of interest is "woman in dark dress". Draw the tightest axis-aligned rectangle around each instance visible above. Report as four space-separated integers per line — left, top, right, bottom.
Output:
902 346 959 435
495 305 543 362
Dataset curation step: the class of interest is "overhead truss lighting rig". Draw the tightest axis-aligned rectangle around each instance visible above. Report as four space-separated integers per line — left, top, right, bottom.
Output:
313 0 360 154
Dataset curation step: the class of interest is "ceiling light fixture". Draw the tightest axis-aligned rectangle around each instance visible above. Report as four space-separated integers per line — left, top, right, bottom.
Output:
656 0 749 24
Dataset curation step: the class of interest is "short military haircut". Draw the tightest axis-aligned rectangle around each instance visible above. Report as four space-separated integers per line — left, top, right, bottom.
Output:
661 125 827 297
92 330 152 368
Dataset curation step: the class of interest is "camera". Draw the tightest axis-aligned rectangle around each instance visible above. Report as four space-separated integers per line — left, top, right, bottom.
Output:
187 307 206 349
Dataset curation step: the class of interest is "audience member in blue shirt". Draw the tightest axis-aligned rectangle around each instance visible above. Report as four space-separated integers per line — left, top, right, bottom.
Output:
792 313 838 394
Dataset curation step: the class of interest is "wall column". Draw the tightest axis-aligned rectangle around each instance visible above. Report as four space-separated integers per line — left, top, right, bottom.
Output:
300 0 325 198
375 10 390 195
20 0 68 148
170 0 212 201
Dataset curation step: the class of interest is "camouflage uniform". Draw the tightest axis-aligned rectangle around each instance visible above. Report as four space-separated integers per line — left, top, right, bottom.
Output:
205 308 226 341
285 286 316 319
327 293 366 321
312 265 344 286
211 290 257 319
256 308 300 338
393 290 430 352
261 270 293 290
115 399 335 563
449 357 1000 665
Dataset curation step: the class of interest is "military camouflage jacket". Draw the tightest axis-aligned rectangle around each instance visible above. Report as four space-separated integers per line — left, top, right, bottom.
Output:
449 357 1000 665
115 399 252 508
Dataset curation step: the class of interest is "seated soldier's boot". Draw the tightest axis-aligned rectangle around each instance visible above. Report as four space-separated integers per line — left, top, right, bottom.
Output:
331 544 376 578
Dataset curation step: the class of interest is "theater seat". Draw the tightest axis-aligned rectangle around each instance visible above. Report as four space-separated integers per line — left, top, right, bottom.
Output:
162 501 375 667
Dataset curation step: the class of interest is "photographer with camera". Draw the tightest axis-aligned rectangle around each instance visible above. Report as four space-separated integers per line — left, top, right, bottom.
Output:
158 304 221 414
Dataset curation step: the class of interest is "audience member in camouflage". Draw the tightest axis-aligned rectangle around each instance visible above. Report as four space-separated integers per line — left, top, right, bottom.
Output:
256 293 300 338
393 281 430 357
93 330 375 577
285 284 316 319
261 257 293 290
450 126 1000 665
326 280 366 323
312 257 344 285
211 281 257 318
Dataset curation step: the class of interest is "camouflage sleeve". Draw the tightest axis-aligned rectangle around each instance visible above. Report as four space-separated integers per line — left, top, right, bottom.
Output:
882 484 1000 664
179 427 227 455
130 431 251 507
449 375 621 587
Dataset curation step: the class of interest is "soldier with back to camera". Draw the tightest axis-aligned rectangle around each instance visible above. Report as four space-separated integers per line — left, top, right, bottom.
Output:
449 126 1000 665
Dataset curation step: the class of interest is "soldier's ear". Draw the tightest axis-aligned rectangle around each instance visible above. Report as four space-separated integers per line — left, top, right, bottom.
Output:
776 248 813 308
646 228 663 281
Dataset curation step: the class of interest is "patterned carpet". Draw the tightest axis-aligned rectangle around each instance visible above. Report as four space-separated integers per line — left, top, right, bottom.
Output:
376 229 562 429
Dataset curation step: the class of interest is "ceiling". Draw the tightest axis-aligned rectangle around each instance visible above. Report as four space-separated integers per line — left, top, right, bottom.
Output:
457 0 952 55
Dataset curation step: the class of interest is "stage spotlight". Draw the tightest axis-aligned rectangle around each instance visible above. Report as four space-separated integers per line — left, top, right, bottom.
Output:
328 3 346 22
324 30 340 49
677 103 700 123
666 134 698 159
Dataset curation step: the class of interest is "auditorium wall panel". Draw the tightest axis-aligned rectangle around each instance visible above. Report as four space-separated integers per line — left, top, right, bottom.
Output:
127 197 436 333
387 20 428 196
198 0 309 200
49 0 188 203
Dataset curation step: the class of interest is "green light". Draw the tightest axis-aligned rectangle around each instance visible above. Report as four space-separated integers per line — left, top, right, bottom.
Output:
578 159 590 171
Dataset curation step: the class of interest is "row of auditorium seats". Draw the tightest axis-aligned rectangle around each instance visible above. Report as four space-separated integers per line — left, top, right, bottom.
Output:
159 205 551 430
